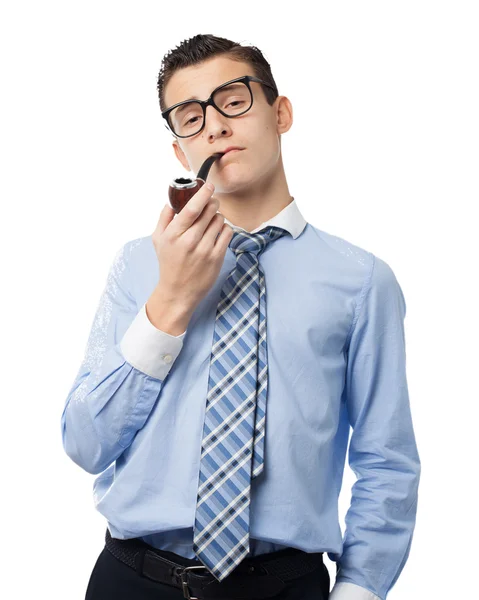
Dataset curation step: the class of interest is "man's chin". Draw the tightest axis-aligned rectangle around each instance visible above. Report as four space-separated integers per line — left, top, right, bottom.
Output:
219 168 244 180
213 177 256 196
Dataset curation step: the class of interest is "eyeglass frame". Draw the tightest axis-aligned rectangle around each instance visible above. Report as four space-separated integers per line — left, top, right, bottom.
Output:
161 75 278 139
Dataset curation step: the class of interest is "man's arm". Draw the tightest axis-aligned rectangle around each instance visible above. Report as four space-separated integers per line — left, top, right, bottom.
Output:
61 241 188 475
329 254 421 600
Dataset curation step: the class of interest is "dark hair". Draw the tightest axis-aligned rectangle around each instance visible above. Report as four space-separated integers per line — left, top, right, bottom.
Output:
157 34 279 113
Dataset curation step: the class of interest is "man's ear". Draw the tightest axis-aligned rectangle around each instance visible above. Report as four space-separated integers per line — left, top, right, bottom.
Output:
275 95 293 136
173 141 191 172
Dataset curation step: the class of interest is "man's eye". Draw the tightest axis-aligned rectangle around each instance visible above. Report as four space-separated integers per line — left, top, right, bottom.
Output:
226 101 244 108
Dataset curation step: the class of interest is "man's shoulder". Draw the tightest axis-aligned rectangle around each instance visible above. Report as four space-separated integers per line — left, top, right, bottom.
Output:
306 223 375 269
306 224 400 289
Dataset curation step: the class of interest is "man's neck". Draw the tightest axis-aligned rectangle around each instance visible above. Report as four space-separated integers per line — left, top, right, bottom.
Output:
214 159 293 232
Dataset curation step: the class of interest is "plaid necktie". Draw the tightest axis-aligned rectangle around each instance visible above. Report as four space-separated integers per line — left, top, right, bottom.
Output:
193 225 289 581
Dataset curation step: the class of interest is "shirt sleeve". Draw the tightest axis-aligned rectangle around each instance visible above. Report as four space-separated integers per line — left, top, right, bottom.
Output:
330 253 421 600
120 302 186 376
60 241 186 475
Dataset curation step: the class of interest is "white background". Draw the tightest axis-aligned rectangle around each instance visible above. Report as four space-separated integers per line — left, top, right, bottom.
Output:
1 1 477 598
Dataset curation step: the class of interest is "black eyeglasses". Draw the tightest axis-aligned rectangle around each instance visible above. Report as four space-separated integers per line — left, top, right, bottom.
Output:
161 75 277 139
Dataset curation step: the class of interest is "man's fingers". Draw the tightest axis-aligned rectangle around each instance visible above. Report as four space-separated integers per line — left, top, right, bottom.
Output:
156 203 176 235
174 183 216 234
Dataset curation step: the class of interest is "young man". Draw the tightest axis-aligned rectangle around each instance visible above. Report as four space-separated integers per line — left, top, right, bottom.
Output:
61 34 421 600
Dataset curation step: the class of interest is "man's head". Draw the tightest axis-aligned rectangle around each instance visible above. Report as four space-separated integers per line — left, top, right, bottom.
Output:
157 34 293 197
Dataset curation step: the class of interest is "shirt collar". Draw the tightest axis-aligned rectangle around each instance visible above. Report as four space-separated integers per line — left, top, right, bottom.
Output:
223 198 307 240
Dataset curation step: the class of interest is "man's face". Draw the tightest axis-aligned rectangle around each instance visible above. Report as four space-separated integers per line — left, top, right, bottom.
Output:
163 56 290 194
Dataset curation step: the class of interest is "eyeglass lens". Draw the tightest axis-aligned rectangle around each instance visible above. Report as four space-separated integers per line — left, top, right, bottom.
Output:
168 81 252 137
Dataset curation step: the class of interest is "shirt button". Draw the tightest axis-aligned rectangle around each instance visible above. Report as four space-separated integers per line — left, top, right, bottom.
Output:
163 354 172 363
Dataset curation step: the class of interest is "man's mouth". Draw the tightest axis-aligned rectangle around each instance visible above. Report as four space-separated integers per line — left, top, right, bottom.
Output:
220 149 243 159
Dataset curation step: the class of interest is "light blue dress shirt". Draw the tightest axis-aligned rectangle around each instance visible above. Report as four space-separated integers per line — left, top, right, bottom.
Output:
61 198 420 600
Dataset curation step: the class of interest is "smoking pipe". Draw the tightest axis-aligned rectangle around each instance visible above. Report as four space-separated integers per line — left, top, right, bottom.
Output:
168 152 224 214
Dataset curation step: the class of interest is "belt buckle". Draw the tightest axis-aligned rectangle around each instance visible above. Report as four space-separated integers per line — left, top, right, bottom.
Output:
180 565 210 600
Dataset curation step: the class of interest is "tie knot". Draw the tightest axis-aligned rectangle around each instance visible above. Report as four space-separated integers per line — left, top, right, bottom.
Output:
228 226 289 256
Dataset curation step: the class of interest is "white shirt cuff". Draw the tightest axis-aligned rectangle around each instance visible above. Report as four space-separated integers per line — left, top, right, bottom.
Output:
329 581 381 600
120 302 186 380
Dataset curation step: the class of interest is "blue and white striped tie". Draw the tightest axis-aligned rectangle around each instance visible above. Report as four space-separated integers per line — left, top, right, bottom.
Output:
193 225 289 581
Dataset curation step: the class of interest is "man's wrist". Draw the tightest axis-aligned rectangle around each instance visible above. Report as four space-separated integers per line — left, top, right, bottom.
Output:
146 285 193 336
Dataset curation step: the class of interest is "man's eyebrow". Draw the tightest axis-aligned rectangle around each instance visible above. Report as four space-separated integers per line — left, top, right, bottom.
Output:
169 81 242 110
175 103 194 115
178 82 239 104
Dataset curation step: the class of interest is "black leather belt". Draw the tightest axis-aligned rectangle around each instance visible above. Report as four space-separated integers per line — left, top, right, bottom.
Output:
104 528 325 599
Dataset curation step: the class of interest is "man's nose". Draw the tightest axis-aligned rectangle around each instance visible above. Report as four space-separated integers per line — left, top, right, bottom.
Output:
204 104 230 135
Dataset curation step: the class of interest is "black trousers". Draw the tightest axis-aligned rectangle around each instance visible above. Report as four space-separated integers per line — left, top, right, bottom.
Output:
85 545 331 600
